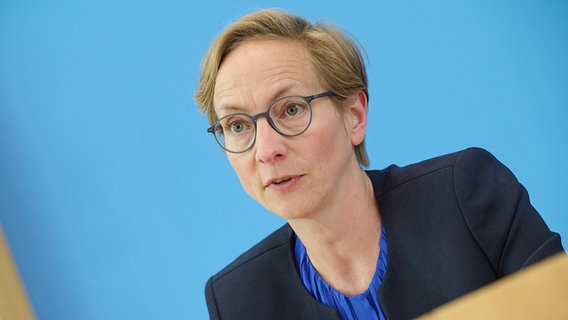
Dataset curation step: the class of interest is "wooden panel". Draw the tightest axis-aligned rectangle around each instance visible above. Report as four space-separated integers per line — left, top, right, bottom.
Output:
0 225 36 320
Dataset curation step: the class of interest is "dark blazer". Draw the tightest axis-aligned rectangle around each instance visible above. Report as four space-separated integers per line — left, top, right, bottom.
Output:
205 148 564 319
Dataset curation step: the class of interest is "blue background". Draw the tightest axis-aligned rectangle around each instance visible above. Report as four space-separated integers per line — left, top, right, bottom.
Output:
1 1 566 319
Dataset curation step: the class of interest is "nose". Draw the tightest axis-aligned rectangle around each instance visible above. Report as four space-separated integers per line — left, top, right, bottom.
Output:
254 118 287 163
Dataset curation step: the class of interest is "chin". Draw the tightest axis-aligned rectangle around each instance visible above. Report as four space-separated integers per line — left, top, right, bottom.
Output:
255 191 317 220
269 204 314 221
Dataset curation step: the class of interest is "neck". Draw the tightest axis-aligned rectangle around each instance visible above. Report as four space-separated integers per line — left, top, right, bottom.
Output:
289 167 381 296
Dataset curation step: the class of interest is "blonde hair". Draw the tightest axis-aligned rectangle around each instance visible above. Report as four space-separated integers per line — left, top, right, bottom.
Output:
195 9 370 167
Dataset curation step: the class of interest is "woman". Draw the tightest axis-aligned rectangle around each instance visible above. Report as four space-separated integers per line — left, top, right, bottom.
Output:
194 9 563 319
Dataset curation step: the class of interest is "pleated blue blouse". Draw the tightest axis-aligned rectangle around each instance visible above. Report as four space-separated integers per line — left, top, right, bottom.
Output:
294 223 388 320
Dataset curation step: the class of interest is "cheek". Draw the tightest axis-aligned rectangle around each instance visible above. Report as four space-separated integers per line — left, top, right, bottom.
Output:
228 155 259 194
228 155 249 179
316 118 351 152
308 117 355 174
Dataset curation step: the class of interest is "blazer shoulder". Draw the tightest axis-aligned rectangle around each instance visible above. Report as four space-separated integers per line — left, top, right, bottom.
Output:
209 224 293 282
368 147 492 195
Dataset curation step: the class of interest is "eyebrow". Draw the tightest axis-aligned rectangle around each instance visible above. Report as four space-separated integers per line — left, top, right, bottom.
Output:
217 84 301 116
217 105 246 114
268 85 297 105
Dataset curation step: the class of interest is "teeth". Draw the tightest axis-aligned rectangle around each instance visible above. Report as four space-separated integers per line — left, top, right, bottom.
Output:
274 177 292 184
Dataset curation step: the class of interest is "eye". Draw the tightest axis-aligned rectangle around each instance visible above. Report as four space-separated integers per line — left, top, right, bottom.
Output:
231 122 245 133
277 100 307 119
222 116 252 136
285 104 301 116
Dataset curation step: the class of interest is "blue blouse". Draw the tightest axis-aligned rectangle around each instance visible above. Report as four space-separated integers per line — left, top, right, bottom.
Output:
294 223 388 320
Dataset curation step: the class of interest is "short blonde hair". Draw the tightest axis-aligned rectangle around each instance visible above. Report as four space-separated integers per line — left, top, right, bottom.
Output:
195 9 370 167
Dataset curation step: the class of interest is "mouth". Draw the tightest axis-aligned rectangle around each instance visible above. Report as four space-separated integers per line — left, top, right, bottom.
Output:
265 175 302 189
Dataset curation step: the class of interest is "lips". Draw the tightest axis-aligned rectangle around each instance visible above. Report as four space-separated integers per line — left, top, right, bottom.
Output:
265 175 302 189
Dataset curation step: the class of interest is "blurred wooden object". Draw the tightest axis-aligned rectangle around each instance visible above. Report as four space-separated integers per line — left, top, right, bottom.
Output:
0 225 36 320
418 253 568 320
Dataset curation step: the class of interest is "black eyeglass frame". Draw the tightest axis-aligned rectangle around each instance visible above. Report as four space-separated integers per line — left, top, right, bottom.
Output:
207 91 335 153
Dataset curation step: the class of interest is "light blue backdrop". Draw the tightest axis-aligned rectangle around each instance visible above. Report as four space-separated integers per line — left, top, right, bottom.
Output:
1 1 566 319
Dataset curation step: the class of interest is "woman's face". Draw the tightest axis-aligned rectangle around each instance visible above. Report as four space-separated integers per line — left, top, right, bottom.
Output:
213 39 366 220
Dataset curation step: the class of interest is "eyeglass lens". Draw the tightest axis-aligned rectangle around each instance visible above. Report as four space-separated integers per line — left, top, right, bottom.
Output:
214 96 313 153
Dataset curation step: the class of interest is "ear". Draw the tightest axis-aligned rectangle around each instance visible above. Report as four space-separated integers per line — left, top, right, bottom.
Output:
344 90 368 146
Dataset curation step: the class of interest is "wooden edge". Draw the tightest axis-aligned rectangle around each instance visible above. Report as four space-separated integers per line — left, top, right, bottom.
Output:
0 224 36 320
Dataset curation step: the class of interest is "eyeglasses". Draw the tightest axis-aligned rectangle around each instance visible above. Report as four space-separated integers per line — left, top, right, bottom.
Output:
207 91 335 153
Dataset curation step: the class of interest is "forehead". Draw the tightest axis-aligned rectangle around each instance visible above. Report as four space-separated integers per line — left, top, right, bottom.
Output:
213 39 319 113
